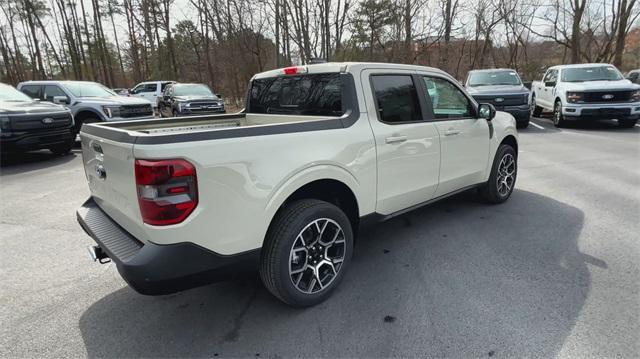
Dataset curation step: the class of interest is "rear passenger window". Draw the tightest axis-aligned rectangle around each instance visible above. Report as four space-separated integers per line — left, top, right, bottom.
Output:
248 73 342 116
423 77 472 119
43 85 67 102
21 85 41 99
144 84 158 92
371 75 422 123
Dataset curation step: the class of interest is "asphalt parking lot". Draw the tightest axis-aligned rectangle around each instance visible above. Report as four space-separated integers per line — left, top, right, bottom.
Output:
1 117 639 358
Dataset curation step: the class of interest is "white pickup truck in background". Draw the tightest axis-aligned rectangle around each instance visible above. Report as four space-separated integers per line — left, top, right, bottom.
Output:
530 63 640 128
76 62 518 307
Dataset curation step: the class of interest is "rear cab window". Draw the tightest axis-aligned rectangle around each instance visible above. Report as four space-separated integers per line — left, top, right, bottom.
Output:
248 73 343 116
370 75 422 123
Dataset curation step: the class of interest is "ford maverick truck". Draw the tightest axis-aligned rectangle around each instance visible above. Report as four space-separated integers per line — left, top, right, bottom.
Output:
76 62 519 307
531 64 640 127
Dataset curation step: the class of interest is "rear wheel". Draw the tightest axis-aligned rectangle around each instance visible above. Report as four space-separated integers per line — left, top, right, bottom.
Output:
260 199 353 307
618 119 637 128
479 144 517 204
553 100 566 128
531 94 542 117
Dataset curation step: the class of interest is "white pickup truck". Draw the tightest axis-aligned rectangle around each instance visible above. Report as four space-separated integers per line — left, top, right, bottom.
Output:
76 62 518 307
530 63 640 127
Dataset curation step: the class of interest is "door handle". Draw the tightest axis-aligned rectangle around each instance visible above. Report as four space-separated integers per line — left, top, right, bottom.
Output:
385 135 407 144
444 129 461 136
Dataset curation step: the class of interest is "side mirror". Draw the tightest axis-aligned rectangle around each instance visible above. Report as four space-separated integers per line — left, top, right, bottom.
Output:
215 93 222 98
478 103 496 121
53 96 69 105
544 81 556 87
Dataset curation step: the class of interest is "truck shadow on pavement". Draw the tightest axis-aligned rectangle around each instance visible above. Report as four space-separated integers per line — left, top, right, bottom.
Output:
0 150 79 175
79 189 593 358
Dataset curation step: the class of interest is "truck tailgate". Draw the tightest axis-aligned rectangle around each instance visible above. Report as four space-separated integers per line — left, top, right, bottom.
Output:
80 132 149 243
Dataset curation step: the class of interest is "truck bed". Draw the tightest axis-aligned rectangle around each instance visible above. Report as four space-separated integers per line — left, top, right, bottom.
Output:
81 112 353 144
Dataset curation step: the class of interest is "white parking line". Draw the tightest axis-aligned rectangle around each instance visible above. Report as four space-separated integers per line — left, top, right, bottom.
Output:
529 121 545 130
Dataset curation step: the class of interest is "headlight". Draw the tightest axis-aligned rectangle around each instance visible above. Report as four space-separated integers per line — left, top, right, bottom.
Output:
566 92 583 103
177 102 190 111
102 105 121 118
631 90 640 102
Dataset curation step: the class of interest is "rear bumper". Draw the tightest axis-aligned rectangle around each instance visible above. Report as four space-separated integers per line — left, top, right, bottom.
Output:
0 126 75 152
76 198 260 295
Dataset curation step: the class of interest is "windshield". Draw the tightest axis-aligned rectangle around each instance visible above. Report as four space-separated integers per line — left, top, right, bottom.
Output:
173 84 215 97
62 82 116 98
561 66 623 82
467 71 522 87
0 83 33 102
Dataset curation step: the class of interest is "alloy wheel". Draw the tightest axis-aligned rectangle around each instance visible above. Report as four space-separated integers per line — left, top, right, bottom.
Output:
289 218 346 294
496 153 516 197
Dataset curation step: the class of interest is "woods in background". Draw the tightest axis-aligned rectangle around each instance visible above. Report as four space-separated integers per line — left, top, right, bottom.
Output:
1 0 639 105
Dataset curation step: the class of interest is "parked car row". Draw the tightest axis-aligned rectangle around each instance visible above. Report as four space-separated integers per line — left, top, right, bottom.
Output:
2 64 637 157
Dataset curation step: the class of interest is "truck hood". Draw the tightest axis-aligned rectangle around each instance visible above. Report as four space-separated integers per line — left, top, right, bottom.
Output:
466 85 529 95
76 96 153 106
562 79 640 92
174 95 220 102
0 100 69 115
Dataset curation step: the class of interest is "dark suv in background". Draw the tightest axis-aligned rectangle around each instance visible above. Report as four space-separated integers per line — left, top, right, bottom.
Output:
465 69 531 128
0 83 75 155
159 83 225 117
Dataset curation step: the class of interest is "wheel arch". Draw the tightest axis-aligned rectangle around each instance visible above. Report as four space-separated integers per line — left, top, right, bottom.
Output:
74 108 104 123
500 134 518 155
264 166 362 242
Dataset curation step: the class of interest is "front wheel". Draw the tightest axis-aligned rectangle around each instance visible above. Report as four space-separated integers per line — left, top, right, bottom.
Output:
260 199 354 307
479 144 517 204
517 119 530 129
531 95 542 117
553 100 566 128
50 141 74 155
618 119 637 128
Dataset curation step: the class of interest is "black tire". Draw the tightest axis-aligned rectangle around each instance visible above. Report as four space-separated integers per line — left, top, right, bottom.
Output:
618 119 637 128
531 95 542 117
553 100 566 128
517 119 530 129
75 116 100 133
478 144 517 204
260 199 354 307
49 141 74 155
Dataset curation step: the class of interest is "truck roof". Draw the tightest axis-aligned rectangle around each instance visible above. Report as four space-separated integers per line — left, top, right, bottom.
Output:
467 68 517 73
253 62 449 79
547 63 615 70
18 80 101 85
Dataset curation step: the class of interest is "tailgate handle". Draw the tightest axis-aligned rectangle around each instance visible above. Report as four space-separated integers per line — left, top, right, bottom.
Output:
91 142 103 153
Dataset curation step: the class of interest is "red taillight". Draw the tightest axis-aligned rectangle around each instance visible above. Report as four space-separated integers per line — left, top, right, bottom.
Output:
283 66 308 75
283 67 298 75
135 159 198 226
